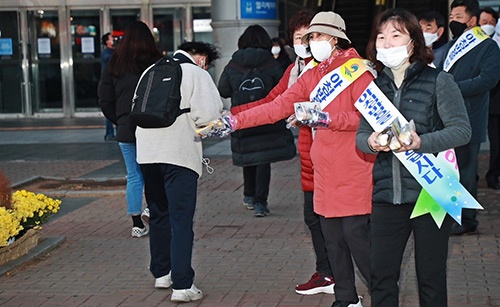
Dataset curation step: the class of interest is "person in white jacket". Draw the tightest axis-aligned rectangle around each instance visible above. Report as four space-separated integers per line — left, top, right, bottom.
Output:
135 41 223 303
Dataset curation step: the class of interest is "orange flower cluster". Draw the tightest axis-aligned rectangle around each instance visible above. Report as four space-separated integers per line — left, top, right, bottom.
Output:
0 171 12 210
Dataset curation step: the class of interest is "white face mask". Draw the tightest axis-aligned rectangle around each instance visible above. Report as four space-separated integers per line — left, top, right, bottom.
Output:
293 44 311 59
481 24 496 36
309 37 334 62
423 32 438 47
376 40 412 69
271 46 281 55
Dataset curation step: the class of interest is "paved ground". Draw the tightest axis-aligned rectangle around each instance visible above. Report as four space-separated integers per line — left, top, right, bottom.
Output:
0 117 499 307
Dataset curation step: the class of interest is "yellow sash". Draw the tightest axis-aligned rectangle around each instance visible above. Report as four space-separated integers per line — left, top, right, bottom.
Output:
309 58 376 110
443 27 489 72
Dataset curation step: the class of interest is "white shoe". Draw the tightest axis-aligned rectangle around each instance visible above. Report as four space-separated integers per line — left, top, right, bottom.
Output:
332 296 362 307
155 273 172 288
350 296 363 307
131 226 148 238
171 284 203 302
141 208 150 225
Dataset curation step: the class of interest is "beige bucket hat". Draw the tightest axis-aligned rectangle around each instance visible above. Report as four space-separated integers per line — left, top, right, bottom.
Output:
303 11 351 44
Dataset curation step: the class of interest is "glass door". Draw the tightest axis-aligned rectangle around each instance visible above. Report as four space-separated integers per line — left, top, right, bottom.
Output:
70 9 101 111
110 8 140 39
193 6 213 44
0 11 23 113
153 7 185 55
27 9 62 112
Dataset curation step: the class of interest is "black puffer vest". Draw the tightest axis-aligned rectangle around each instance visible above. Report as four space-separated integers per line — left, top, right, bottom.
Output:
372 63 442 204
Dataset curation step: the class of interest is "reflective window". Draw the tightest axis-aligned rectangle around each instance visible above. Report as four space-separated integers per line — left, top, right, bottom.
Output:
29 9 62 111
71 10 101 110
153 7 184 55
0 11 22 113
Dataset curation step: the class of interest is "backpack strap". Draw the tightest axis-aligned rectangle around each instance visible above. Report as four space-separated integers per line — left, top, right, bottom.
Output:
169 53 194 114
172 53 197 65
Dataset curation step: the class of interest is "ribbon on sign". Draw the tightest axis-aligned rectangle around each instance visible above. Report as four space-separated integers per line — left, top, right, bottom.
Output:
354 82 483 227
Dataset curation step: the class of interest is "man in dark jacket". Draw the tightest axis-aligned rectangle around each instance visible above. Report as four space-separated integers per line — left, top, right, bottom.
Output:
100 32 116 141
440 0 500 235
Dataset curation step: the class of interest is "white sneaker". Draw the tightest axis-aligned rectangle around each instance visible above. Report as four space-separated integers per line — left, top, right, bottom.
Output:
131 226 148 238
332 296 362 307
141 208 150 225
171 284 203 302
155 273 172 288
348 296 363 307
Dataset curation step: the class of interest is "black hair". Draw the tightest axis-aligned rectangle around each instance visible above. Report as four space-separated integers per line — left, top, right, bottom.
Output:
418 11 446 28
336 38 351 50
451 0 480 18
237 25 272 50
287 9 315 42
177 41 220 67
101 32 111 46
367 8 434 71
479 7 499 22
108 21 162 76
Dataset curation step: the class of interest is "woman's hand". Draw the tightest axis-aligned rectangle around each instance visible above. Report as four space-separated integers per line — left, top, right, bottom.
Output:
368 130 421 153
368 132 390 152
396 130 421 152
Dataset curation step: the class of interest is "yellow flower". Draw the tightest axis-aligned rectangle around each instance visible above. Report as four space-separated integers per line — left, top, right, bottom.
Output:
1 190 61 246
0 207 22 247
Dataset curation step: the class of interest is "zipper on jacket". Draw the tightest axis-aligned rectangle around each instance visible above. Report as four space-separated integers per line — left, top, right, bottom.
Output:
391 87 403 204
141 71 155 112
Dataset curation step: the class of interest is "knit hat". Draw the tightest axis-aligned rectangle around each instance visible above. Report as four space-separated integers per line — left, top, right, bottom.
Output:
303 11 351 44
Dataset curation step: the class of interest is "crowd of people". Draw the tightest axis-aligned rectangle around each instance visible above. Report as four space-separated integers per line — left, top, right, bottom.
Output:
97 0 500 305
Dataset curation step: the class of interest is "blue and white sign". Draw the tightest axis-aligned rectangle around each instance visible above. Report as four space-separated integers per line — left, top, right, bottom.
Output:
0 38 13 56
240 0 277 19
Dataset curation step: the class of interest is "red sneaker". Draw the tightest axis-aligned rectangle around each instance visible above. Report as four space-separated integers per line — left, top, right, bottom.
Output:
295 272 335 295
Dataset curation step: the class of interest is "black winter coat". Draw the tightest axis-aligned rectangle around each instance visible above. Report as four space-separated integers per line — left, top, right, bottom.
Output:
440 37 500 143
218 47 296 167
98 70 140 143
371 64 440 204
358 63 470 205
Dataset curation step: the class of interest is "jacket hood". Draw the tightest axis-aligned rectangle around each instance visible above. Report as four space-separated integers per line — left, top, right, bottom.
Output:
232 47 274 67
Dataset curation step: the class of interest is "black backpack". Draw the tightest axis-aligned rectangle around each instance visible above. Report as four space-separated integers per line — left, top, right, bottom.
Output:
227 60 278 106
130 55 192 128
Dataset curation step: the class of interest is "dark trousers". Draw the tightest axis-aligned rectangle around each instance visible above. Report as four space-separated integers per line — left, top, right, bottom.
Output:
370 203 453 307
487 113 500 183
243 163 270 204
140 163 198 290
105 118 115 136
455 142 481 229
319 214 371 302
303 191 332 276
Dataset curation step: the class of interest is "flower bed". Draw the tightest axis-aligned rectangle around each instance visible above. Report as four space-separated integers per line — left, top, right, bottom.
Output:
0 170 61 265
0 228 40 266
0 190 61 252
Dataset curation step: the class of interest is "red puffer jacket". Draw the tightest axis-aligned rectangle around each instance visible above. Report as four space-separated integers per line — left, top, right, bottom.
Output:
233 48 376 218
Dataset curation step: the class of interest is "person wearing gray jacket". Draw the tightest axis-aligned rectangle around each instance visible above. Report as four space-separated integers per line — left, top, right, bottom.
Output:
357 8 471 307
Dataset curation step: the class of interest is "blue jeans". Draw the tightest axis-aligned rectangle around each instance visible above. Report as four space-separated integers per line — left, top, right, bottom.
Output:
118 142 144 215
